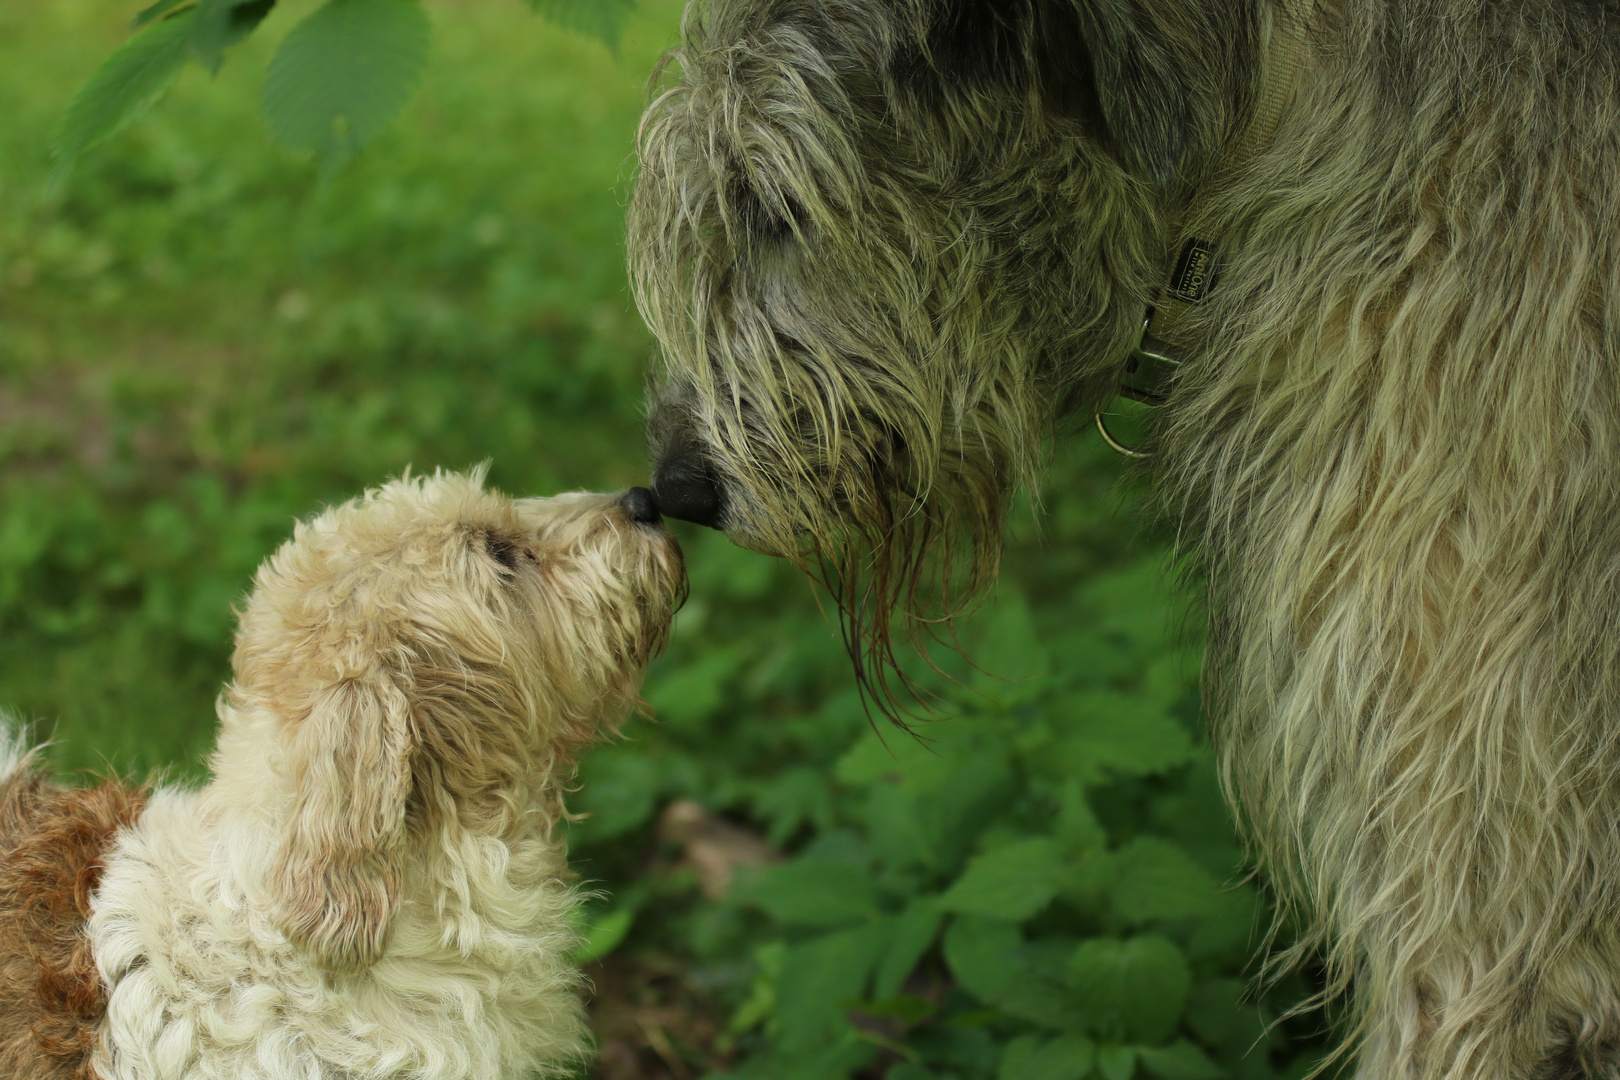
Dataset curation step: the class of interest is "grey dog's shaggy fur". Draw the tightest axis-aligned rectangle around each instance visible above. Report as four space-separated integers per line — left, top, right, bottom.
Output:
629 0 1620 1076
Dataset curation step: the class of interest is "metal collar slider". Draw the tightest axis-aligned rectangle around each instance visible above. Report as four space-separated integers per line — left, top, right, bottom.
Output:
1095 312 1182 457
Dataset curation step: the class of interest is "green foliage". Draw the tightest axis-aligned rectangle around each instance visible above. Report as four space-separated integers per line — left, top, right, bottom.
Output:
185 0 279 72
261 0 430 174
58 0 634 184
566 461 1333 1076
529 0 638 50
5 1 1334 1076
53 9 194 187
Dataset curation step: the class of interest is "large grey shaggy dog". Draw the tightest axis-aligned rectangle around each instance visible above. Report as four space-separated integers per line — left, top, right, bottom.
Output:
629 0 1620 1077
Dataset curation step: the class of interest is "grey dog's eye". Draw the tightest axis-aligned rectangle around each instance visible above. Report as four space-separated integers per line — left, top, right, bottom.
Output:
485 536 521 572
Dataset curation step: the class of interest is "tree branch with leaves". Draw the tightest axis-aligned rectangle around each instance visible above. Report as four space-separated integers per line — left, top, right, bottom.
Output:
55 0 631 185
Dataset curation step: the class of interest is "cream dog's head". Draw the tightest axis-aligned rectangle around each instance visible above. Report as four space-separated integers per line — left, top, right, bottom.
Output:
213 469 684 971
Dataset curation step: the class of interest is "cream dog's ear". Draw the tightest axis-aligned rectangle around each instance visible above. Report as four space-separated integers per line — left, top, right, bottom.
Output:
268 675 415 971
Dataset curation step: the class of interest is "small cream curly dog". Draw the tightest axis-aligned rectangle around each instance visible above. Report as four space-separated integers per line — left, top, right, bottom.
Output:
0 470 684 1080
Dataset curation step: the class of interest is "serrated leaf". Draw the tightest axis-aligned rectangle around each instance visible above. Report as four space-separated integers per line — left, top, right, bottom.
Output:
1082 555 1191 651
966 584 1050 708
260 0 430 173
872 896 943 999
855 993 937 1024
1184 979 1257 1050
574 907 633 964
999 1034 1097 1080
775 924 884 1052
132 0 191 27
188 0 276 72
864 781 939 871
644 646 741 726
1069 935 1191 1044
1110 837 1224 923
744 859 880 927
930 751 1017 873
941 838 1065 921
1184 885 1264 962
1050 692 1195 783
944 916 1077 1029
1097 1045 1138 1080
1138 1040 1226 1080
1000 1036 1043 1080
730 941 786 1037
1056 780 1107 853
571 749 659 841
835 725 950 789
735 1039 878 1080
528 0 635 49
53 9 194 187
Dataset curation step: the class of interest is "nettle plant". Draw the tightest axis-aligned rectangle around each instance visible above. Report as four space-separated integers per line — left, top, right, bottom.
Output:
55 0 632 183
726 582 1278 1080
566 447 1335 1080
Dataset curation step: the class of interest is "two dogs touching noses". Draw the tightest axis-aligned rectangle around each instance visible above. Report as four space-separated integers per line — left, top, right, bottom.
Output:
0 470 683 1080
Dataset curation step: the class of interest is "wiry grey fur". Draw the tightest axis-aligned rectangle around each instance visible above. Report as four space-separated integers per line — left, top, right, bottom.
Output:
629 0 1620 1076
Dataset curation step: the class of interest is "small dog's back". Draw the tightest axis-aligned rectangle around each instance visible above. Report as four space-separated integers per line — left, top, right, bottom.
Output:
0 736 143 1080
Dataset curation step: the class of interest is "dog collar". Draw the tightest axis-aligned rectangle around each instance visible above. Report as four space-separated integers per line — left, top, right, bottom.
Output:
1097 4 1305 457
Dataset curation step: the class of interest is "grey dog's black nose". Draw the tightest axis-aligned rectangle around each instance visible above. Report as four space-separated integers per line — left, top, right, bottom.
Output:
622 486 662 525
652 457 723 530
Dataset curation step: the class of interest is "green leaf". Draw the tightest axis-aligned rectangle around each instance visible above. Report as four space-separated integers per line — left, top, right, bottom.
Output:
999 1034 1097 1080
1097 1045 1138 1080
1000 1036 1042 1080
966 584 1050 708
1184 885 1264 962
888 1066 941 1080
1068 935 1191 1044
1082 556 1191 652
571 749 659 841
260 0 430 173
864 781 938 871
835 725 950 789
644 646 741 726
1184 980 1262 1051
941 838 1066 921
1137 1040 1226 1080
1055 780 1107 853
132 0 191 27
187 0 276 72
730 941 787 1036
731 1038 877 1080
775 925 885 1052
53 9 194 187
1110 837 1224 923
1050 691 1195 783
944 916 1077 1030
574 907 633 964
936 773 1020 875
744 858 881 927
856 993 937 1024
527 0 635 49
872 896 944 999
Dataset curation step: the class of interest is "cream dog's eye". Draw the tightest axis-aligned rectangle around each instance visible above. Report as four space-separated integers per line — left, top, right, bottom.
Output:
485 536 521 572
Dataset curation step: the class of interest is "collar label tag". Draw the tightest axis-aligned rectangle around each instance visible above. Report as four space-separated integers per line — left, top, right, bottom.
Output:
1168 237 1219 303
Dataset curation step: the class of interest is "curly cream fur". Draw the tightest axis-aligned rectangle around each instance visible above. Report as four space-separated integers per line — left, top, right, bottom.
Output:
630 0 1620 1075
80 471 684 1080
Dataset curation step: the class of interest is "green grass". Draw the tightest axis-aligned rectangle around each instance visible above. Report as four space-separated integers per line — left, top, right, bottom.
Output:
0 6 1332 1077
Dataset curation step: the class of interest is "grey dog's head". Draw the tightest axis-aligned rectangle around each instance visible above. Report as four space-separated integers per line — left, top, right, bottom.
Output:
631 0 1257 700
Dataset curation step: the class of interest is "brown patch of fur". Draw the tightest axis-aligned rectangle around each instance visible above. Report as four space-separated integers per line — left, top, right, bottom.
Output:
0 761 144 1080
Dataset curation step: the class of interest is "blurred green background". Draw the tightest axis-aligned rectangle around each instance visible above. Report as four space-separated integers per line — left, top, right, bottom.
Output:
0 4 1330 1078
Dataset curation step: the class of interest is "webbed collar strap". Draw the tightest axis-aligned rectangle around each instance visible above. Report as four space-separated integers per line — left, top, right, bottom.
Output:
1096 3 1304 457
